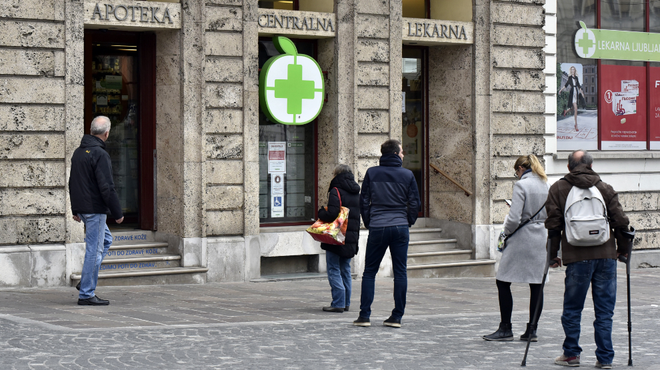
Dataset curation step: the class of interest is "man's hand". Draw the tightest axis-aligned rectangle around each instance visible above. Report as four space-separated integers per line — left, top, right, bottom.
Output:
550 257 562 268
116 217 124 224
72 215 81 222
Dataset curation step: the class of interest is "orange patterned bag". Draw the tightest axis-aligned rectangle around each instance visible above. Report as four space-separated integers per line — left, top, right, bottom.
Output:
306 188 349 245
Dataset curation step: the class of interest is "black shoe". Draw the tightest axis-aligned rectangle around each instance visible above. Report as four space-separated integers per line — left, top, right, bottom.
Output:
78 296 109 306
483 322 513 341
519 323 538 342
323 306 344 313
353 317 370 327
383 316 401 328
75 281 80 291
344 306 349 312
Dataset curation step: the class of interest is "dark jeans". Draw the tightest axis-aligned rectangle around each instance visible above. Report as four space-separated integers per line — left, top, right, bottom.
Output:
359 225 410 320
561 259 617 365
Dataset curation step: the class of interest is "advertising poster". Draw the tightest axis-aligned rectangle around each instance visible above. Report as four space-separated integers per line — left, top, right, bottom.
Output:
600 64 646 150
267 141 286 173
270 172 285 218
556 63 598 150
650 67 660 150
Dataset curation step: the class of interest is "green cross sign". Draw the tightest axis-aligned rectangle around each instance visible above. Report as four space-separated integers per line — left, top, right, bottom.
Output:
259 37 325 125
274 63 315 115
577 31 595 56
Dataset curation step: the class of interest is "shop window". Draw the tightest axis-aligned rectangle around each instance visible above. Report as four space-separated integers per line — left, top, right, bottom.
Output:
403 0 472 22
258 39 317 224
259 1 296 10
555 0 660 151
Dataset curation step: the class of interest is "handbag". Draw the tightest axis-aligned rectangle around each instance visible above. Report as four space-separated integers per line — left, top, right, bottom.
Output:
497 205 545 253
306 187 350 245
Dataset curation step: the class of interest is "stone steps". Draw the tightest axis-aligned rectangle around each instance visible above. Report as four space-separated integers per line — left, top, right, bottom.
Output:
406 226 494 278
71 230 207 286
408 260 496 278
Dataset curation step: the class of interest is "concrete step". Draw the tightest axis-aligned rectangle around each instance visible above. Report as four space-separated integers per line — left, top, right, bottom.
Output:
407 250 473 265
408 239 458 253
407 259 496 278
409 228 443 241
105 242 169 258
110 230 156 245
100 254 182 272
70 267 209 286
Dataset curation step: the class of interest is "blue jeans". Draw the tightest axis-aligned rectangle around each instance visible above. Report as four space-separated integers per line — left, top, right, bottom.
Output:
78 214 113 299
326 250 352 308
561 259 617 364
359 225 410 320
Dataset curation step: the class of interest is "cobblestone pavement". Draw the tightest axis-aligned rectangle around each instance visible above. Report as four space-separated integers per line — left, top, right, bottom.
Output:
1 267 659 369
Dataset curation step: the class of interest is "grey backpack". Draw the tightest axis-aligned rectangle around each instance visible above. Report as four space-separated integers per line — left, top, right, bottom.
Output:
564 183 610 246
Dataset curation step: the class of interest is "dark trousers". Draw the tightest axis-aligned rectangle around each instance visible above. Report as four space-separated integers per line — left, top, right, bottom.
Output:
496 279 544 324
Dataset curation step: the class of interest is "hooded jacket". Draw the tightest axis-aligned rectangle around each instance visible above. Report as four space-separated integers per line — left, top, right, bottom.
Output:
318 171 361 258
545 163 629 265
69 134 123 220
359 153 420 229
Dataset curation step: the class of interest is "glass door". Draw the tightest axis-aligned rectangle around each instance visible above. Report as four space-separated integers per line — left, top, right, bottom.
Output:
402 47 426 215
84 31 156 229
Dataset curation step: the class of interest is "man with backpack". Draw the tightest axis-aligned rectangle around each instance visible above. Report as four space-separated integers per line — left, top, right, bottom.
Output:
545 150 631 369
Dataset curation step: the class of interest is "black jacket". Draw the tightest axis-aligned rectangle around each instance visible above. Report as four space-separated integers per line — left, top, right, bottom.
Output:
69 135 123 220
318 172 361 258
360 154 420 229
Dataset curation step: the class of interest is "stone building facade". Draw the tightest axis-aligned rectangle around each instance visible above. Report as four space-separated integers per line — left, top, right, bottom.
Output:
1 0 656 287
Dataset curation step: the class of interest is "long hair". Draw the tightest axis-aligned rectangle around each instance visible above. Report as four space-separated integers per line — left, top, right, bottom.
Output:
514 154 547 182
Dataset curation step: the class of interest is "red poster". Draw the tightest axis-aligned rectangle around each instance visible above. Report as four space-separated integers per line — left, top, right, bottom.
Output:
650 67 660 149
600 64 646 150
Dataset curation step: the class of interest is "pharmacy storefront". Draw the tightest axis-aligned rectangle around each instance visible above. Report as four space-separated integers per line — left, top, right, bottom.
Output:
1 0 552 287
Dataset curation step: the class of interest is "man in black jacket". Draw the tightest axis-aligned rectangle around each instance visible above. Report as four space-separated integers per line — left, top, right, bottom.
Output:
353 139 420 328
69 116 124 306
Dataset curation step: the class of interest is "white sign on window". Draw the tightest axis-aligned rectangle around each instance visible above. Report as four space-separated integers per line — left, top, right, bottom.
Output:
271 172 285 218
268 141 286 173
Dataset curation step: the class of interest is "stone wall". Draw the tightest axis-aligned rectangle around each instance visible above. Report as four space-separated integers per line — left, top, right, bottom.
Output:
203 0 246 237
0 0 67 246
0 0 69 286
489 0 547 225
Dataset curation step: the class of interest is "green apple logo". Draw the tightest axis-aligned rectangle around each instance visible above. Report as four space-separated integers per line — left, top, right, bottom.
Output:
259 36 324 125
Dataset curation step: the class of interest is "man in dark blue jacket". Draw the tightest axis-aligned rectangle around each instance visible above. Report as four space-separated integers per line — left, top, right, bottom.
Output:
353 139 420 328
69 116 124 306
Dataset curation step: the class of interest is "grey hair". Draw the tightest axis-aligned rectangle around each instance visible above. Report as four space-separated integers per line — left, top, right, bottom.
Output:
333 164 353 177
90 116 111 136
568 149 593 170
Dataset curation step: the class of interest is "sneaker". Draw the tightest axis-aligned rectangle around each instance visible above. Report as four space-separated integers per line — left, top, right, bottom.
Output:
353 317 370 327
322 306 344 313
595 361 612 369
383 316 401 328
554 354 580 367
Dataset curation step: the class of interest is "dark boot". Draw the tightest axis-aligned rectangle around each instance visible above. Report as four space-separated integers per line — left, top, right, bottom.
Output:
519 323 538 342
483 322 513 341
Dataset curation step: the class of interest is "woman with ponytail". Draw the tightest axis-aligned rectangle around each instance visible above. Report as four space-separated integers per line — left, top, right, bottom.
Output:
483 154 549 342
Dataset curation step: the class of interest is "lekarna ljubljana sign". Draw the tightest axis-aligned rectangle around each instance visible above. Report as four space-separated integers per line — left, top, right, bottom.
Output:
575 21 660 62
259 37 324 125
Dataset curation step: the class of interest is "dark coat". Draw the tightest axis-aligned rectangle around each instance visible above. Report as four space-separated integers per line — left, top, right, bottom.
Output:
318 172 361 258
69 135 123 220
545 163 630 265
359 154 420 229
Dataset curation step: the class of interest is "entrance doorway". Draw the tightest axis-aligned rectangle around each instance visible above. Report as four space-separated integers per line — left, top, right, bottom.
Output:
402 47 427 215
84 30 156 230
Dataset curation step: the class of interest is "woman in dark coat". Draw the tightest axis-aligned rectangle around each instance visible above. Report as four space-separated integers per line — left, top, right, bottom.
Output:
558 66 585 132
317 164 360 313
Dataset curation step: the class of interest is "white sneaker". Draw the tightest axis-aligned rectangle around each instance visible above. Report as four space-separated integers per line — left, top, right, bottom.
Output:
554 354 580 367
595 361 612 369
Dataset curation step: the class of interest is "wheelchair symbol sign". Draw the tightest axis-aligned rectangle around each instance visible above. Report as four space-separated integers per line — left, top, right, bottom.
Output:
274 196 282 207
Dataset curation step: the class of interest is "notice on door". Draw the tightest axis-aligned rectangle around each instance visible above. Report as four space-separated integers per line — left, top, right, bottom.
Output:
268 142 286 173
271 172 285 218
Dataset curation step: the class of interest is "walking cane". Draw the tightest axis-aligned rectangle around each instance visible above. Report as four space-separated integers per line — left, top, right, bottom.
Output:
617 227 635 366
521 238 552 367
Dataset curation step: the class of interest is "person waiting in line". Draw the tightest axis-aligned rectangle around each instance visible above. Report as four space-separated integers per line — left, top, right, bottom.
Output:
318 164 361 313
545 150 630 368
558 66 585 132
353 139 420 328
69 116 124 306
483 154 549 342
